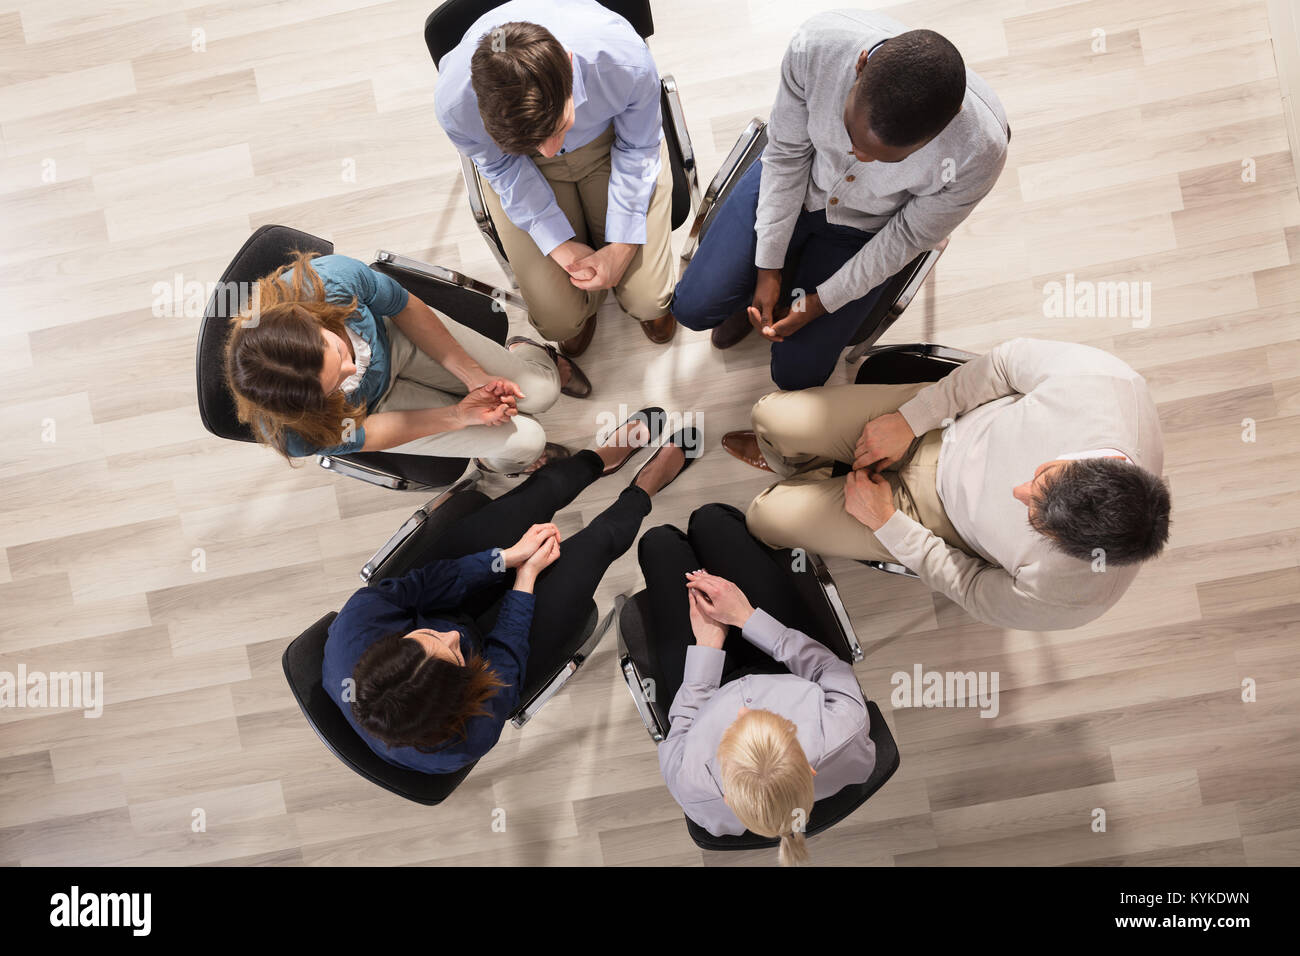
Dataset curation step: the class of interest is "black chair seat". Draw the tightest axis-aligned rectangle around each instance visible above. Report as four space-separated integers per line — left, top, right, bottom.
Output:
684 700 899 851
854 349 963 386
282 612 478 805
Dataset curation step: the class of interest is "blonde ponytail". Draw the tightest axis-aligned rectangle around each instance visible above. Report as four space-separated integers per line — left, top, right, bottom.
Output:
717 709 815 867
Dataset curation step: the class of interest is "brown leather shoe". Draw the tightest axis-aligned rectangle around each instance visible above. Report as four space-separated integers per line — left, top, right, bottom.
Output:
639 313 677 344
559 314 597 358
711 306 754 350
721 430 772 472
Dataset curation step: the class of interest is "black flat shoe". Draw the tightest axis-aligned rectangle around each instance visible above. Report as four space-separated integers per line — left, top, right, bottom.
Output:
507 336 592 399
599 406 667 477
629 427 703 495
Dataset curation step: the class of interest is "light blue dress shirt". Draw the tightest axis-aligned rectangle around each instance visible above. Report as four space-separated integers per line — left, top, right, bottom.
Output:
434 0 664 256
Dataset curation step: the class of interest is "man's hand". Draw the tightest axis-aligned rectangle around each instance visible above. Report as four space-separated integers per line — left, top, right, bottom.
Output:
748 268 783 335
761 292 826 343
502 523 560 569
853 411 915 472
551 240 598 283
568 243 637 291
688 589 727 650
844 469 896 531
455 385 518 428
684 571 755 628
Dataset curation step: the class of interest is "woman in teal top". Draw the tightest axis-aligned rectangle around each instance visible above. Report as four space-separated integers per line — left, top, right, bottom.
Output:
223 252 589 473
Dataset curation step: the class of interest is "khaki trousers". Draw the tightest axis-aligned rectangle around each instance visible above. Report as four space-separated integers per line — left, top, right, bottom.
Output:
745 383 975 563
373 315 560 472
480 125 676 341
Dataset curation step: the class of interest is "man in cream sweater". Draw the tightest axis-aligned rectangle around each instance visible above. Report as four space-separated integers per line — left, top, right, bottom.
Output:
740 338 1171 630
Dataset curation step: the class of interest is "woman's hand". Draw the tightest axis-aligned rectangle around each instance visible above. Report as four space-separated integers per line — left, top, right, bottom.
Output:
463 367 526 404
514 534 561 592
455 384 518 428
684 571 755 629
688 588 727 649
502 524 560 569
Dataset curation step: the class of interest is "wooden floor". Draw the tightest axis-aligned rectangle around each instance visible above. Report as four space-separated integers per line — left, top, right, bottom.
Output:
2 0 1299 867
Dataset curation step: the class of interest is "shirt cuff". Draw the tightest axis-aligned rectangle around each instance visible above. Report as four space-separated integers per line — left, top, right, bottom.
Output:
604 210 647 246
529 209 578 258
683 644 725 688
898 392 943 436
815 275 852 316
872 510 918 559
754 233 789 272
740 607 785 656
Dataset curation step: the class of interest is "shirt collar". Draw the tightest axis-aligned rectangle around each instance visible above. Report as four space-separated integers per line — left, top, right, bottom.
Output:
866 38 887 59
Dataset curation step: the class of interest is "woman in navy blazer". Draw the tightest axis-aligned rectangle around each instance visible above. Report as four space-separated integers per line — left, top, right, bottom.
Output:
322 410 700 773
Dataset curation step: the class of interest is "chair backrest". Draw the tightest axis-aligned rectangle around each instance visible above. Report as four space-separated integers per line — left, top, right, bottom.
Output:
845 251 933 350
196 224 333 442
366 487 492 583
281 611 478 805
425 0 654 68
853 348 966 386
684 699 901 851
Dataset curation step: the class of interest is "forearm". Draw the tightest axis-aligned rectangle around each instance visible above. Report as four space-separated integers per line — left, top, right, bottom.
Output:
359 406 462 450
390 297 480 384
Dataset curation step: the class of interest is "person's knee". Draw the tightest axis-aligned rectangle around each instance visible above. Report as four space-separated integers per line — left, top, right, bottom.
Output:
528 295 591 343
514 363 560 415
503 416 547 468
688 502 745 542
638 523 686 564
617 277 673 324
668 279 712 331
745 488 792 549
771 355 833 392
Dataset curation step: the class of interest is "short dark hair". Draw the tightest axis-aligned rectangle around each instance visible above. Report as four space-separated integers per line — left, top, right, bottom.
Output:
470 21 572 155
1030 458 1172 566
853 30 966 147
351 632 505 752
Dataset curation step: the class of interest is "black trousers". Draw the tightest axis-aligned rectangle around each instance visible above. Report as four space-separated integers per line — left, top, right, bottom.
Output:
431 450 652 685
636 503 818 711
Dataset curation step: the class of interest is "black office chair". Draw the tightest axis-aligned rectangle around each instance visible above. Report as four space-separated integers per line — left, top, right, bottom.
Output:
832 343 978 579
423 0 704 286
282 474 612 805
196 224 511 493
616 544 902 851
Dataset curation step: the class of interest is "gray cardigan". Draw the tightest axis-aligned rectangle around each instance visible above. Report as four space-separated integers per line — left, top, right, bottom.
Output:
755 9 1009 313
657 609 875 837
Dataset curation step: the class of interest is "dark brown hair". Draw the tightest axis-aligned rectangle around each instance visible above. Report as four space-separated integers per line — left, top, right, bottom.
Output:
1030 458 1172 565
470 21 572 154
350 632 507 751
223 251 367 459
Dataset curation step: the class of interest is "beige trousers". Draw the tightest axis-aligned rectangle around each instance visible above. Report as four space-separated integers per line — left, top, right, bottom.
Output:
746 383 974 562
372 314 560 472
480 125 676 341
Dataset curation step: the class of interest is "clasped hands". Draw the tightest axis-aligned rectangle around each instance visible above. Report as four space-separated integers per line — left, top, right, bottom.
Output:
455 368 526 429
843 411 917 532
683 571 755 650
502 523 563 587
552 239 636 291
747 268 827 342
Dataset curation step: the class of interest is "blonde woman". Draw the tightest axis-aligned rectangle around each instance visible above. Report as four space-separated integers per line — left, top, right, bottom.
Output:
224 252 592 474
638 503 875 864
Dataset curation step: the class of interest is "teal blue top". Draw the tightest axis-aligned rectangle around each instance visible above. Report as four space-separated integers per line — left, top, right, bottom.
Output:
277 255 409 458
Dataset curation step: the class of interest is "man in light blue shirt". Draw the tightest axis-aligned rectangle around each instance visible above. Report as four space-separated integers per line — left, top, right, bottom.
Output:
435 0 677 355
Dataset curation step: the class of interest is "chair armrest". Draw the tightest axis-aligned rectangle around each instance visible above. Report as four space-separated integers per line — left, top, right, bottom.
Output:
318 455 408 491
892 238 949 317
809 553 864 662
359 471 482 583
613 594 667 741
373 249 526 313
681 118 767 261
660 75 701 216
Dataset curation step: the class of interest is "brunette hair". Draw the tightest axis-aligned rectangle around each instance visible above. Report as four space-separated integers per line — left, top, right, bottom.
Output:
852 30 966 147
223 251 367 459
469 21 572 154
350 632 506 752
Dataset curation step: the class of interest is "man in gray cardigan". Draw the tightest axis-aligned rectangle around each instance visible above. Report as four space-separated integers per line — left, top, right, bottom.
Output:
742 339 1172 631
673 9 1008 394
